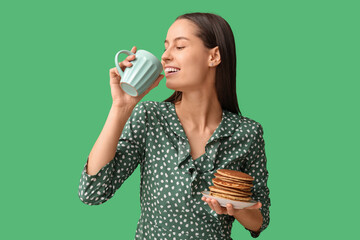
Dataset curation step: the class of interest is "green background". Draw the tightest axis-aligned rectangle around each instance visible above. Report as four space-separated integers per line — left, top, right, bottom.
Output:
1 0 359 239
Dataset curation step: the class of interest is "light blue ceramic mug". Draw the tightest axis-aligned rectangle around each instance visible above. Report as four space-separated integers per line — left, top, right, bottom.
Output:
115 49 163 97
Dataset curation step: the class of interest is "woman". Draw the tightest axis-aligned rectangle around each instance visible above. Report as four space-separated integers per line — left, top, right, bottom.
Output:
78 12 270 239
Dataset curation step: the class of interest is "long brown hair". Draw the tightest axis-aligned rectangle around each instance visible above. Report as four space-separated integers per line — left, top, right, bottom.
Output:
163 12 241 115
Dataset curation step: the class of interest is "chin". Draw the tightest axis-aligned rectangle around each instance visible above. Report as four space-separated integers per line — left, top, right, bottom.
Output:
165 79 182 91
165 77 197 92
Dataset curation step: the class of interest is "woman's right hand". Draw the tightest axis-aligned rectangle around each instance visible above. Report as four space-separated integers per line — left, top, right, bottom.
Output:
109 46 164 109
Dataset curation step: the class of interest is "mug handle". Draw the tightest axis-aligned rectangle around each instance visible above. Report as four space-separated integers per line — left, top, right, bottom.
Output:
115 50 135 79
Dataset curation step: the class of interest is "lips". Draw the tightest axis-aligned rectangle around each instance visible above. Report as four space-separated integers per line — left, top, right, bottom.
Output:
164 66 181 78
165 70 180 78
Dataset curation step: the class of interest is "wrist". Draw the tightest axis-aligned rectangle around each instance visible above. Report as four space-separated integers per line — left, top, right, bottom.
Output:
233 209 263 232
110 103 135 118
111 102 136 111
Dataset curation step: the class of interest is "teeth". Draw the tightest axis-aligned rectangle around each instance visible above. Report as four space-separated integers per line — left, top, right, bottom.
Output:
165 68 180 73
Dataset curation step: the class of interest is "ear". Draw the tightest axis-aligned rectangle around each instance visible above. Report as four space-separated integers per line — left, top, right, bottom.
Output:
208 46 221 67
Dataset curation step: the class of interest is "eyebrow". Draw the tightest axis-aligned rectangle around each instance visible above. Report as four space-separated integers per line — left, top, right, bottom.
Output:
164 37 190 44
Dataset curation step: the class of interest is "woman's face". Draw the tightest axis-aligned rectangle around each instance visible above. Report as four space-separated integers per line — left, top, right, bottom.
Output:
161 19 213 92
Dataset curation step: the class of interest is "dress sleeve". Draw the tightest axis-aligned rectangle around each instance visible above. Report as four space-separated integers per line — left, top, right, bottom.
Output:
78 102 148 205
243 124 271 238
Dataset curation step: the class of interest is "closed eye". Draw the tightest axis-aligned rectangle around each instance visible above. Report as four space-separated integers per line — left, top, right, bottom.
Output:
163 47 185 52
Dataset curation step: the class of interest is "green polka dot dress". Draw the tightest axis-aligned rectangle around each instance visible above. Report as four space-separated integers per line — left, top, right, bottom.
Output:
78 101 270 239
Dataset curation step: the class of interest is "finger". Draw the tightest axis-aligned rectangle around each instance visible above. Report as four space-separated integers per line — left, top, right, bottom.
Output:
226 204 235 216
119 61 133 69
126 54 136 61
124 61 133 67
202 197 211 205
206 198 215 211
109 67 123 86
110 67 120 80
211 199 226 214
117 55 136 71
131 46 137 53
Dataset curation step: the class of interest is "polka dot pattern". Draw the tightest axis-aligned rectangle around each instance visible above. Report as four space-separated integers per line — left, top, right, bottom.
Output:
78 101 270 239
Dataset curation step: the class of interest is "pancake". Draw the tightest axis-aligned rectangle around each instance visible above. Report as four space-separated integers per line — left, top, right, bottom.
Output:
214 173 253 187
212 184 253 196
214 173 252 184
212 178 252 190
209 186 250 197
217 169 254 181
208 169 255 202
210 192 252 202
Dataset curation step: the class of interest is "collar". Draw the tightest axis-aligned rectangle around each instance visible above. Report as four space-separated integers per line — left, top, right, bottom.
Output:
160 102 241 168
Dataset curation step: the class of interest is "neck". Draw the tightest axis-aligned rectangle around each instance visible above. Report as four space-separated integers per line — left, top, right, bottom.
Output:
174 90 223 133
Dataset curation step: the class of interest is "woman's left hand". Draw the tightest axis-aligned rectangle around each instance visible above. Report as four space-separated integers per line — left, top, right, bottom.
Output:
201 196 262 216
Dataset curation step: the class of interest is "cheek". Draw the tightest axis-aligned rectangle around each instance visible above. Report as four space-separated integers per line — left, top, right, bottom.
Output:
183 57 208 81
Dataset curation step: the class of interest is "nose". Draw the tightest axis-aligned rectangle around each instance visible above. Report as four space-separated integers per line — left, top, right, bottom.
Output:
161 48 172 63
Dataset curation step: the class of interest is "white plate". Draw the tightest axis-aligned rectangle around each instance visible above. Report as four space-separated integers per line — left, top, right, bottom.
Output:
201 191 257 209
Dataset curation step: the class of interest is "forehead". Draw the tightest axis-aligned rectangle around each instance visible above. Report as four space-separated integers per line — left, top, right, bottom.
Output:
164 19 199 44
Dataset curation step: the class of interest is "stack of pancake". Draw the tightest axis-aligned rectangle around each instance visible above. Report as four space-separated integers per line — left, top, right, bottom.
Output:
209 169 254 202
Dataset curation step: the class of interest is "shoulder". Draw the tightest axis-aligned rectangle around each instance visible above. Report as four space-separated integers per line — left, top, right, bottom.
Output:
132 100 164 113
225 110 265 137
131 101 172 122
226 110 263 129
136 101 172 115
126 101 166 129
140 100 166 109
